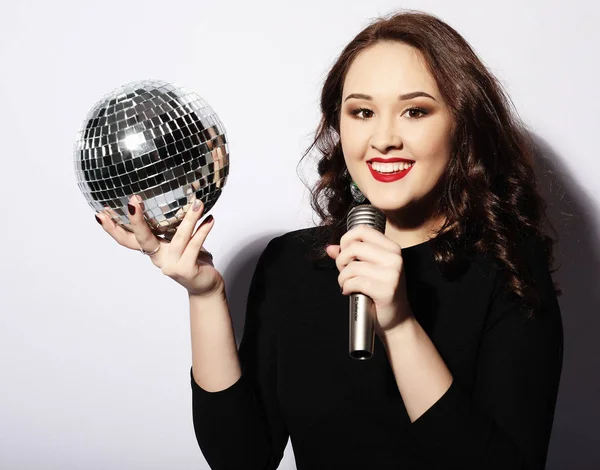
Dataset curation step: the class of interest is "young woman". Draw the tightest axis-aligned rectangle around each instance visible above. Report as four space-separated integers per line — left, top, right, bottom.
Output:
96 10 564 470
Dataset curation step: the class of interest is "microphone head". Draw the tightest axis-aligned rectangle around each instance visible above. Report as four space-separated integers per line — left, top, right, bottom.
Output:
347 204 386 233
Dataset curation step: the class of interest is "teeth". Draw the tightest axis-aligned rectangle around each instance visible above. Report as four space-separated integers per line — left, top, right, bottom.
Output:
371 161 414 173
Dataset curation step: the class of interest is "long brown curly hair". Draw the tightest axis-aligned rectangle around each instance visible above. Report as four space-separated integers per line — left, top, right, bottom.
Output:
298 9 562 319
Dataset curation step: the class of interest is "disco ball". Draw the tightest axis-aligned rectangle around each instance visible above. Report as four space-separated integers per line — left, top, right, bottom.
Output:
74 79 229 240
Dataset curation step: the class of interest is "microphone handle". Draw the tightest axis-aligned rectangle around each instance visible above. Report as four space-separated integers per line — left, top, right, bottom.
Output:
346 204 386 360
349 292 376 360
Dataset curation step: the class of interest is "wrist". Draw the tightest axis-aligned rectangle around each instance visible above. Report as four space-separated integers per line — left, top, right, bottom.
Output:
188 289 230 323
188 283 226 302
188 287 227 308
379 314 418 346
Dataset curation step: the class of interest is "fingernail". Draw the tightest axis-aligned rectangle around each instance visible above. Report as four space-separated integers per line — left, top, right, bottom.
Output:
193 199 203 212
128 203 136 216
95 214 102 225
200 215 213 226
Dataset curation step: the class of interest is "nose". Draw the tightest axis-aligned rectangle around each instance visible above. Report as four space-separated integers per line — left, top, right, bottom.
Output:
370 116 401 153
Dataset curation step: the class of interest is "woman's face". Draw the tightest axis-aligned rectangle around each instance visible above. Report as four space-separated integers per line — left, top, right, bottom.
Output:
339 41 454 216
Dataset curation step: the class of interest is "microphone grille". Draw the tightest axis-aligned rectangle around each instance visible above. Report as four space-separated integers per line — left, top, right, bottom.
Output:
347 204 386 233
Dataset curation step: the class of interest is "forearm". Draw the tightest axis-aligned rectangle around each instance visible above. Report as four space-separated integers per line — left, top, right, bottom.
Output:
189 292 242 392
380 315 454 423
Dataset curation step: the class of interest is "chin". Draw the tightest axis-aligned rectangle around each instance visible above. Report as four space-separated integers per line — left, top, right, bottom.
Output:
369 192 426 215
363 187 404 204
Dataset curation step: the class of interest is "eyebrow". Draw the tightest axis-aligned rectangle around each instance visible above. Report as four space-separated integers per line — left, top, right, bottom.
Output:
343 91 437 102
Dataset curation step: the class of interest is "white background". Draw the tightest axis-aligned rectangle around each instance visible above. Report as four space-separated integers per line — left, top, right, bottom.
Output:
1 0 598 468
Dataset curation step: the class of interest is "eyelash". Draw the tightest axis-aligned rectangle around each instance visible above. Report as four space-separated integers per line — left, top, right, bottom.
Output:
349 107 428 120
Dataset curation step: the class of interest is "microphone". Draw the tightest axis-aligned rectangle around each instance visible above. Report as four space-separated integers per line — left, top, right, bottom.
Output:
346 204 386 360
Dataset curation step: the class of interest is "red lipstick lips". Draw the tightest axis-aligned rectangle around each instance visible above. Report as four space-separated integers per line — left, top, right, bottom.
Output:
368 157 414 164
367 158 415 182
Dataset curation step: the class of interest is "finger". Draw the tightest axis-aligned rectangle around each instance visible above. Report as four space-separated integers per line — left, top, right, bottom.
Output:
168 196 206 260
126 194 162 255
336 241 396 273
340 225 400 254
339 263 384 296
95 208 139 251
179 214 215 268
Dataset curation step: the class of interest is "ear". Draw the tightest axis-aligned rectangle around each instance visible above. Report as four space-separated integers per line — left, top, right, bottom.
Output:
325 244 341 260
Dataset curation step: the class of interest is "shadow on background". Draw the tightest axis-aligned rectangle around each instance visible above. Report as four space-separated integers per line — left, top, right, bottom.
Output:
220 134 600 468
221 234 282 348
532 135 600 469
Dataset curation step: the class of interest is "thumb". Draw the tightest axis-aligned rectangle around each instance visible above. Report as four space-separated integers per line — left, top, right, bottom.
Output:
325 244 340 259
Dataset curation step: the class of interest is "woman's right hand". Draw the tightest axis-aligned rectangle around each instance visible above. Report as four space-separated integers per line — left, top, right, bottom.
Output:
95 194 225 298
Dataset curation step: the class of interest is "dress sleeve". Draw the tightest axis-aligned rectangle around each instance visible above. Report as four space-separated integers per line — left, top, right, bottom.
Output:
190 237 289 469
409 238 564 470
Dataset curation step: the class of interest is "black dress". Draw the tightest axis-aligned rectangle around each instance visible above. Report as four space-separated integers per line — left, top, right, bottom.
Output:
191 226 563 470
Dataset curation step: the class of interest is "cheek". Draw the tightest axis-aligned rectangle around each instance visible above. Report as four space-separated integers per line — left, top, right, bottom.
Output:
340 121 366 157
407 121 452 162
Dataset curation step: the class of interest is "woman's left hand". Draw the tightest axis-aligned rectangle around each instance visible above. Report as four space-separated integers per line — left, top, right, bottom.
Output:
326 224 414 337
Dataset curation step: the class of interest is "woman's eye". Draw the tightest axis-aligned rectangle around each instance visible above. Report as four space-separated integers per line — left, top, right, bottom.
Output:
404 107 428 119
350 107 374 119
